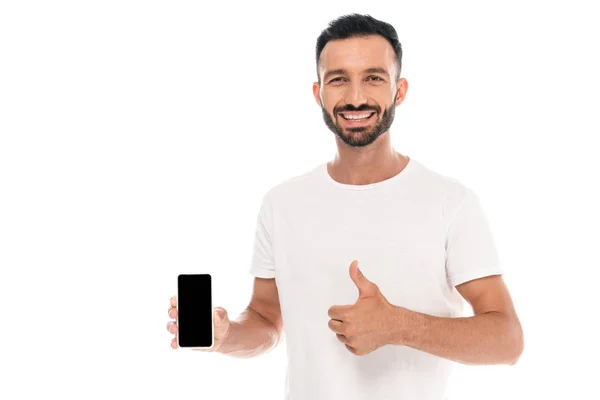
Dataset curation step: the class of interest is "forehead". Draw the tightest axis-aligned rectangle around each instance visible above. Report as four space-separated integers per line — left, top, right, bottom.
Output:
318 34 396 76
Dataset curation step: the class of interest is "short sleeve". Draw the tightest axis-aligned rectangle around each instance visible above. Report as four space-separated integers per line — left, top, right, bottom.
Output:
248 193 276 278
445 187 503 287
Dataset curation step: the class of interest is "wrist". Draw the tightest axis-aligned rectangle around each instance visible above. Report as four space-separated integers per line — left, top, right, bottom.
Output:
386 305 413 346
213 321 236 354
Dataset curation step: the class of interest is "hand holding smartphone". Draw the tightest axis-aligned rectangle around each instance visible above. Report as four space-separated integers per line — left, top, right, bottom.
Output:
166 274 232 352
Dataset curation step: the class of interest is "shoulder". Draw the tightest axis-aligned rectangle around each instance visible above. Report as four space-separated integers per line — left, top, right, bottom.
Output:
259 163 323 207
412 159 470 195
410 159 478 223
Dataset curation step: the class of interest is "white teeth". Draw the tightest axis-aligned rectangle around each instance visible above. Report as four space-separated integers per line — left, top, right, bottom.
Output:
341 112 374 120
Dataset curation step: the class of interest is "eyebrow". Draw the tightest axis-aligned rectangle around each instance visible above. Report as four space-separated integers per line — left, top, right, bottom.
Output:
323 67 389 82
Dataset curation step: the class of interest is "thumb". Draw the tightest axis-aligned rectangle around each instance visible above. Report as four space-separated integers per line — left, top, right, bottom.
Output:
214 307 227 324
349 260 377 297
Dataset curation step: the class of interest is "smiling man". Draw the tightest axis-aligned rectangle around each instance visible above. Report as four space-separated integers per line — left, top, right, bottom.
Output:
248 14 523 397
167 12 524 400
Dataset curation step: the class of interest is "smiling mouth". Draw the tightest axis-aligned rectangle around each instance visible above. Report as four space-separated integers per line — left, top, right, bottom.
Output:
338 112 376 123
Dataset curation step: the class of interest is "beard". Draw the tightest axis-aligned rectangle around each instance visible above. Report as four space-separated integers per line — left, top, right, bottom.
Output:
321 93 397 148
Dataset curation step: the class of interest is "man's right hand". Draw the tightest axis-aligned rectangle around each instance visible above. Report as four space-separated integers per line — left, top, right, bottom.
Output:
167 295 232 352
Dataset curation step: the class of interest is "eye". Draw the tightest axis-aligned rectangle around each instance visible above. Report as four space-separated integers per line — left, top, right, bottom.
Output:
368 76 384 82
329 77 345 83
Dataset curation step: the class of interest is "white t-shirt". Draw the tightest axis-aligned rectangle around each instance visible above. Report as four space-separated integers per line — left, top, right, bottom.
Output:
249 157 503 400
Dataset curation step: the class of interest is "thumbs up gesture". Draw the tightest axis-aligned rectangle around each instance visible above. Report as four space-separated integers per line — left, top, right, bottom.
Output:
327 260 396 356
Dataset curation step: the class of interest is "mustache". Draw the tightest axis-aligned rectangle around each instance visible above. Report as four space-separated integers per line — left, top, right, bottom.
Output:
334 104 380 116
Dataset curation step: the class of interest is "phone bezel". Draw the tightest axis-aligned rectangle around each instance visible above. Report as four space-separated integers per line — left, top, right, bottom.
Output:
176 273 214 350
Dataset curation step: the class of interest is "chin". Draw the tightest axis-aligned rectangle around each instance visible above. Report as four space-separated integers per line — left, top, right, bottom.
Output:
344 126 375 134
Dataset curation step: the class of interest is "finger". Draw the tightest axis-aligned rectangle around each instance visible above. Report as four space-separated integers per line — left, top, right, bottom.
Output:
171 337 178 349
328 305 350 320
166 321 178 334
336 333 347 344
168 307 178 318
328 319 343 333
345 343 358 355
213 308 227 325
327 307 337 319
170 296 177 308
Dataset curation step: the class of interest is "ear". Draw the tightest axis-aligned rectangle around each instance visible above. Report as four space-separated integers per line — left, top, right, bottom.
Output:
312 81 321 106
395 77 408 107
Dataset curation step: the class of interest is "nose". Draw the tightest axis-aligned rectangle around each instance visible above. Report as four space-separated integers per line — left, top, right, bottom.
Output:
344 80 367 107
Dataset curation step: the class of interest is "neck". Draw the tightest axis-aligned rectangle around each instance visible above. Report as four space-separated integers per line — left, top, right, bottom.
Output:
327 135 410 185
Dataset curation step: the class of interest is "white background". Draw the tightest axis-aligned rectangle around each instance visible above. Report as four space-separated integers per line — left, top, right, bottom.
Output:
1 1 599 399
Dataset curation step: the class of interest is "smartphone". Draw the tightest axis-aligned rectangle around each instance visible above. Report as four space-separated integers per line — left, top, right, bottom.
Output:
176 274 213 349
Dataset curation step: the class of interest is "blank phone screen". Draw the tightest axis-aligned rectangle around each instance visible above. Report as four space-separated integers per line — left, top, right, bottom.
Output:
177 274 213 348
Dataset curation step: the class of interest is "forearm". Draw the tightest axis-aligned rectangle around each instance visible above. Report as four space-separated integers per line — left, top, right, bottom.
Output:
388 307 523 365
217 307 281 359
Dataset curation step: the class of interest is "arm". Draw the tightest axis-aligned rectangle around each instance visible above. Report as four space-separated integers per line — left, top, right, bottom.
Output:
217 307 280 358
217 277 283 359
387 275 524 365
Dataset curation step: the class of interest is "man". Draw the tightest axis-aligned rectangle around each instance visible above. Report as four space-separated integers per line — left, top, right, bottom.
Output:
167 13 524 399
